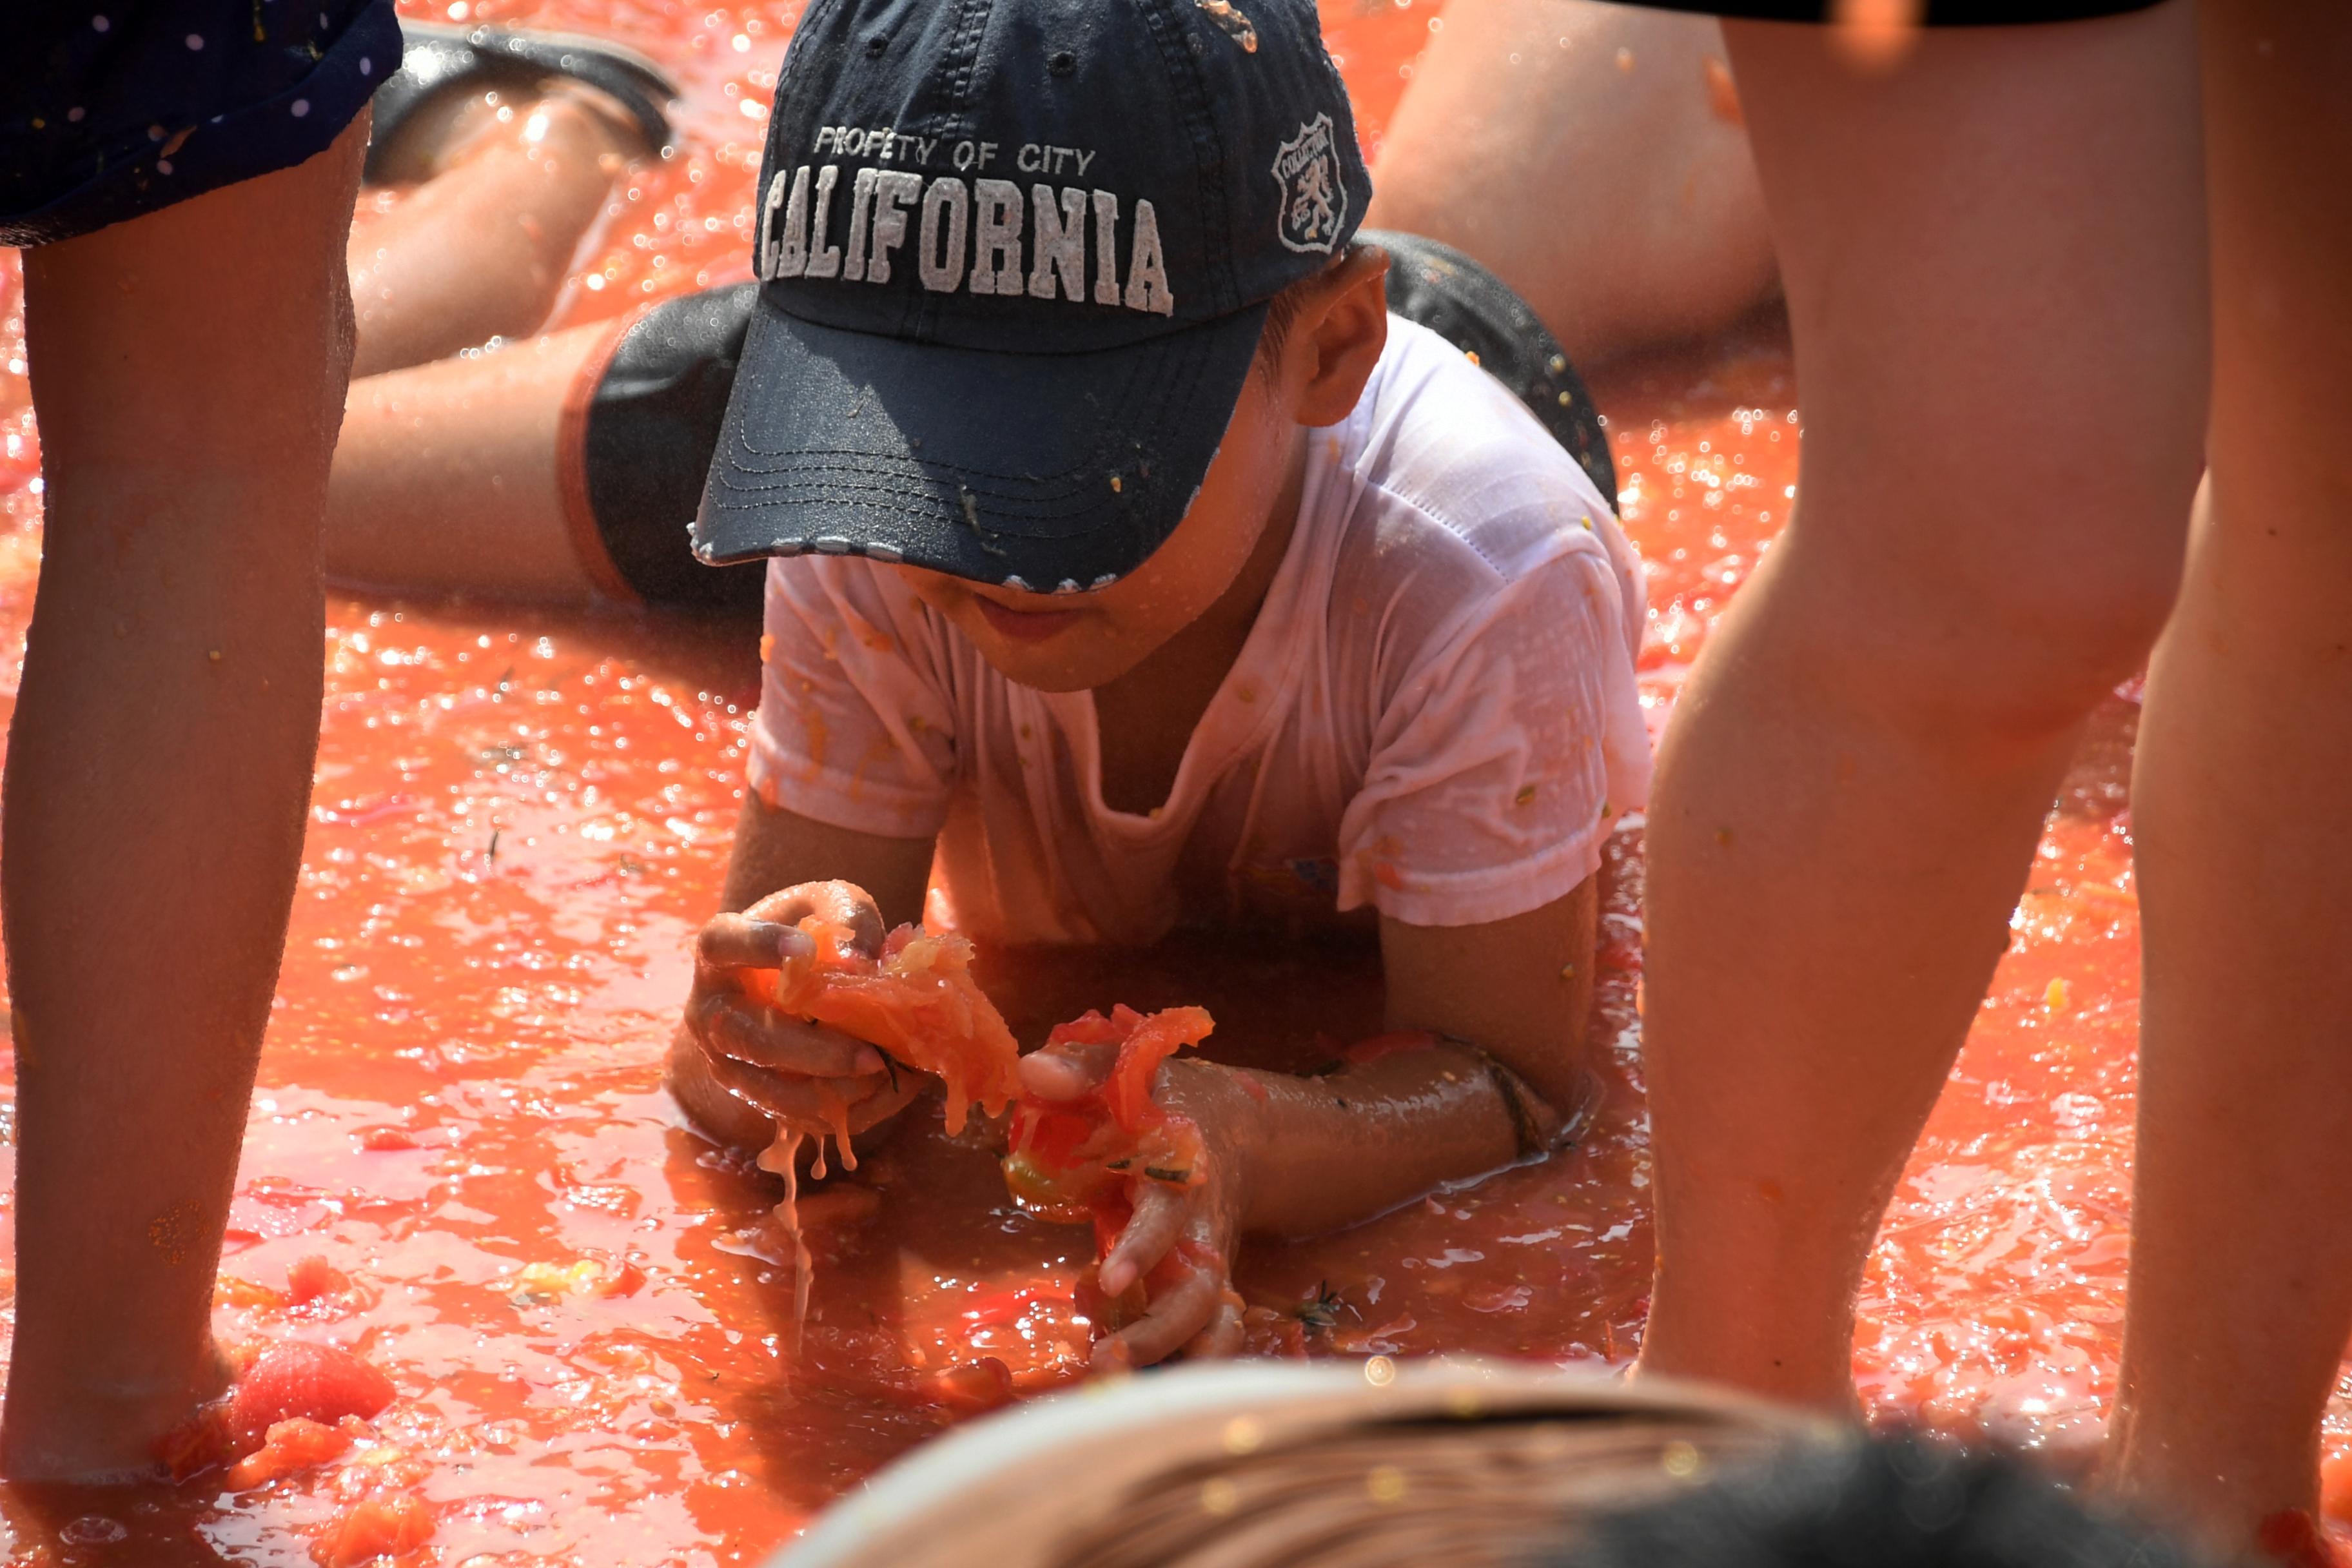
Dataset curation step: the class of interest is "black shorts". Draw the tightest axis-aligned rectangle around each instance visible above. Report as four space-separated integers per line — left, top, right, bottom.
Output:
1 0 401 246
1623 1 2162 21
571 233 1614 617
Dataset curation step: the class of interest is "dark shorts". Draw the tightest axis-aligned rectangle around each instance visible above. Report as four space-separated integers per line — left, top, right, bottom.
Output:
1 0 401 246
1622 1 2163 21
573 234 1614 617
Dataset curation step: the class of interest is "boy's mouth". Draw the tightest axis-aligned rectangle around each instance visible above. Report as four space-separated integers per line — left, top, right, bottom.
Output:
972 595 1086 643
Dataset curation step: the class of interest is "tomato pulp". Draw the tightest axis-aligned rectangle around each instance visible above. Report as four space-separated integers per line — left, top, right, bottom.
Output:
745 913 1023 1148
0 1 2347 1563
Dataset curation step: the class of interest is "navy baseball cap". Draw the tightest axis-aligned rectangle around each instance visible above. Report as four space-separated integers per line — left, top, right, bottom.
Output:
692 0 1373 594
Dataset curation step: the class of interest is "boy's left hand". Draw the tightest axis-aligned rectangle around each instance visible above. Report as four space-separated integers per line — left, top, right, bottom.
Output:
1016 1050 1255 1369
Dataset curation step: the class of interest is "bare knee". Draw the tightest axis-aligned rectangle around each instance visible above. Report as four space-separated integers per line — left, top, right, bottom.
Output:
1780 308 2204 738
1957 529 2183 734
1781 453 2197 745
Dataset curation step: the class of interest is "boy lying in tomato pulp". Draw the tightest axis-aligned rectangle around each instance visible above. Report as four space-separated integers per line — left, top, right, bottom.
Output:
668 0 1649 1369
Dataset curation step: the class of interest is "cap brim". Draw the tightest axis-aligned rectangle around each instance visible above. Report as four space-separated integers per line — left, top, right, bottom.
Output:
694 291 1269 593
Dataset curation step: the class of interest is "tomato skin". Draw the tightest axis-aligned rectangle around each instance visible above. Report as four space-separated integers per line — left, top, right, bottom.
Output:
1043 1008 1134 1048
157 1340 397 1481
229 1342 395 1446
1006 1103 1101 1170
1003 1005 1215 1225
309 1493 435 1567
156 1406 242 1482
224 1416 364 1491
923 1357 1015 1414
1099 1006 1215 1134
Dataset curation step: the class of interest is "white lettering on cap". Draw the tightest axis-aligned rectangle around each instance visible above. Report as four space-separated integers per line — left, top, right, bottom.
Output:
917 177 970 291
865 170 924 284
1123 201 1173 315
840 167 880 282
765 164 1177 316
805 164 845 278
755 167 788 279
967 179 1024 295
757 166 816 280
1027 184 1087 301
1090 190 1122 306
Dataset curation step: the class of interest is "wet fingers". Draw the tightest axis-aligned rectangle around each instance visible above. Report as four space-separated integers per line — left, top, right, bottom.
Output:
1094 1262 1224 1371
1098 1181 1188 1297
701 1052 888 1132
1181 1294 1246 1360
743 881 885 956
695 914 810 974
701 998 884 1078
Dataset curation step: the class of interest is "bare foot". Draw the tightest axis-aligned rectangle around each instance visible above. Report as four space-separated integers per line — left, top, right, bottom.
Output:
348 88 647 377
368 78 645 185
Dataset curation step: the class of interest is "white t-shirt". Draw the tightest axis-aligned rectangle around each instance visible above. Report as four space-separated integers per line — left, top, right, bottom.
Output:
746 316 1651 947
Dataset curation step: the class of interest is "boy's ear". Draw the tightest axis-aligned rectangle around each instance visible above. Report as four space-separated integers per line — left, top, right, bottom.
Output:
1285 246 1390 428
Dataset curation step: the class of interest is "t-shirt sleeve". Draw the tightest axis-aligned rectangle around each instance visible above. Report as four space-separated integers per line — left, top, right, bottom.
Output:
744 557 957 839
1335 546 1651 928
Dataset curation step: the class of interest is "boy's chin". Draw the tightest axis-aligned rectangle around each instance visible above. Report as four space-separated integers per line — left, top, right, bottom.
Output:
967 627 1135 694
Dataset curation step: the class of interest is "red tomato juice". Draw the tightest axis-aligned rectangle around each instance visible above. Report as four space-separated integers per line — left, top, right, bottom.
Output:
0 1 2344 1562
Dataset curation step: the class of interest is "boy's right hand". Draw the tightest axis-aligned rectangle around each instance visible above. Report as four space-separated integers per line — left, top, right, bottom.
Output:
681 883 921 1137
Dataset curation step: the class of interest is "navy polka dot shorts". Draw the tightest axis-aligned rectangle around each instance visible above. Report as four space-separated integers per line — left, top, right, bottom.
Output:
1 0 402 247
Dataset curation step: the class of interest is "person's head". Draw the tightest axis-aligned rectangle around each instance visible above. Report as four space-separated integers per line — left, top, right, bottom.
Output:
1556 1431 2210 1568
692 0 1380 691
899 242 1386 691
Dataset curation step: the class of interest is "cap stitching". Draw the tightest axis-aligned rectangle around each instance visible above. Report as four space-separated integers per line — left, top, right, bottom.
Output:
709 317 1218 520
941 0 993 108
1132 0 1236 317
712 475 1130 531
899 0 992 342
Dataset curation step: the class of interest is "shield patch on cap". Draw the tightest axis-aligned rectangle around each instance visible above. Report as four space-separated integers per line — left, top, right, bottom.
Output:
1272 113 1346 254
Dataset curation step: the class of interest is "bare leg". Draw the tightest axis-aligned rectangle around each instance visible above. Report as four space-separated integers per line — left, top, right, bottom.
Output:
1367 0 1774 367
326 320 611 600
2106 2 2352 1553
1632 8 2207 1411
0 119 368 1480
349 91 635 378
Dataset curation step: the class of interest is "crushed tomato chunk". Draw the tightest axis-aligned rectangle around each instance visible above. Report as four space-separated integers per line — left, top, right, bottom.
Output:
159 1340 397 1481
743 903 1021 1136
1003 1005 1215 1224
224 1416 368 1490
309 1493 435 1567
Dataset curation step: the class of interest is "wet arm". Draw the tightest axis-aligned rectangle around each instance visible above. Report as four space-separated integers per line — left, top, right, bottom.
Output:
667 792 934 1152
1209 880 1598 1239
718 790 932 922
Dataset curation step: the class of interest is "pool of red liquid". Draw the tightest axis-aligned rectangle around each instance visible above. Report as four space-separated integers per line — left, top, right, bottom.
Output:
1 1 2348 1562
